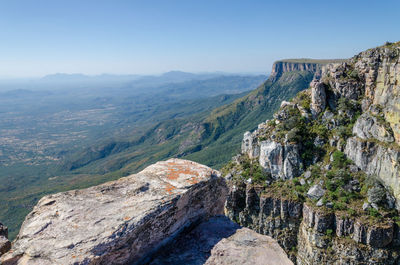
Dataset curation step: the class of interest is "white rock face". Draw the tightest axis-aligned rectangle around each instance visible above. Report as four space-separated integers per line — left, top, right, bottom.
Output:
241 131 259 158
1 159 227 265
259 140 302 180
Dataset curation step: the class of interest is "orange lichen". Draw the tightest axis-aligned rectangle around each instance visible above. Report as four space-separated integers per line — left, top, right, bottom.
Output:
165 183 177 194
165 161 200 184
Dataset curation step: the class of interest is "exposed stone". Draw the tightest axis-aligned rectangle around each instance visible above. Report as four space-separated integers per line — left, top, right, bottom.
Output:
299 178 306 186
0 223 10 257
259 140 302 180
204 227 293 265
1 159 227 265
310 79 327 117
353 112 395 143
366 222 394 248
0 236 11 256
303 171 311 179
345 137 400 208
241 131 259 158
362 202 371 211
307 185 325 200
314 136 325 147
316 199 323 207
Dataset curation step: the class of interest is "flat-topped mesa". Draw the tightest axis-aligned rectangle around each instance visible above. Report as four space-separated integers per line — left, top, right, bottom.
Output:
1 159 228 265
270 59 347 81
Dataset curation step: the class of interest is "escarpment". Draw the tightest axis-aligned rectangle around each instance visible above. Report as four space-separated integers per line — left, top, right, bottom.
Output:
271 59 346 81
223 41 400 264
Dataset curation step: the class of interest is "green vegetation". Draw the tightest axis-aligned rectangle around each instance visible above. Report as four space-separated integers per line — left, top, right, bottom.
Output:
0 69 315 240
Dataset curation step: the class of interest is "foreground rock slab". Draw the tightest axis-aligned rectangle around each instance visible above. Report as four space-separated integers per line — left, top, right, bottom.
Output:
205 226 293 265
1 159 227 265
148 216 292 265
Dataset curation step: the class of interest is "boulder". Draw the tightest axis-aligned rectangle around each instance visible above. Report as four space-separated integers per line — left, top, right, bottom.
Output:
204 227 293 265
307 185 325 200
1 159 227 265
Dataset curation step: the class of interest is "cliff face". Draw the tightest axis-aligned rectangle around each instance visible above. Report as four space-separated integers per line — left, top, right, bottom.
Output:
223 42 400 264
270 59 345 81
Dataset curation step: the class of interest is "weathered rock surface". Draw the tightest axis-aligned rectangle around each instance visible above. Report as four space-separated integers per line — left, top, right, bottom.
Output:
259 140 302 180
0 222 11 256
306 185 325 200
241 131 259 159
353 112 395 143
204 227 293 265
354 44 400 145
310 79 326 117
148 216 292 265
1 159 227 265
225 180 400 264
270 61 326 81
345 137 400 209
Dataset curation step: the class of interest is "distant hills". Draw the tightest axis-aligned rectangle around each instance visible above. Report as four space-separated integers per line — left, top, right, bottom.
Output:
63 59 338 175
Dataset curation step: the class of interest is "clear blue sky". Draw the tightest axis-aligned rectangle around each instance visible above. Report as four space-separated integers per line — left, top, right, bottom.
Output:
0 0 399 77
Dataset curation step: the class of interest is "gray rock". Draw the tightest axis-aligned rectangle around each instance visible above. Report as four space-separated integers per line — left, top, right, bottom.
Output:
362 202 371 211
316 199 324 207
299 178 306 186
1 159 227 265
303 171 312 179
241 131 260 158
349 165 359 173
307 185 326 200
310 79 327 117
353 112 394 143
314 136 325 147
367 184 386 205
204 227 293 265
345 136 400 208
326 202 333 208
259 140 302 180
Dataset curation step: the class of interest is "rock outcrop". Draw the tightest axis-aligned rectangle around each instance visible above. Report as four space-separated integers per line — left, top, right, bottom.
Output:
225 184 400 264
148 216 293 265
223 41 400 265
205 226 293 265
1 159 228 265
271 60 328 81
0 223 11 256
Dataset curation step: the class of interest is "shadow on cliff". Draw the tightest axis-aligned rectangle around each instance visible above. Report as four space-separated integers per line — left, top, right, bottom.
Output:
143 216 240 265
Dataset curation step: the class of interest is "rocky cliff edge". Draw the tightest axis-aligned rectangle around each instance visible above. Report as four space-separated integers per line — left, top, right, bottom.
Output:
1 159 226 265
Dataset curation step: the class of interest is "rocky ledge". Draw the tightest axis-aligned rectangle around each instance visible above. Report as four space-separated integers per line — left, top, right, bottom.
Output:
148 216 293 265
1 159 227 265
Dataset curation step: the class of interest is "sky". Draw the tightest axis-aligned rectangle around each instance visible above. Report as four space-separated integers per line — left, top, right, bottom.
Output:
0 0 399 77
